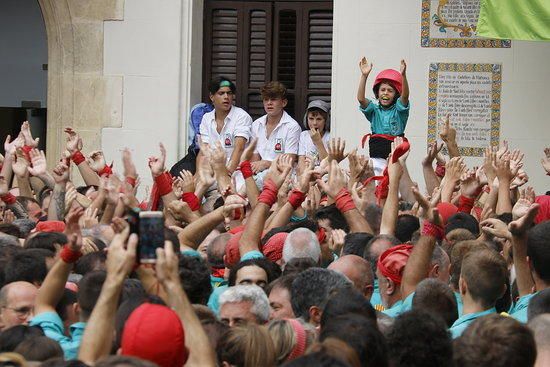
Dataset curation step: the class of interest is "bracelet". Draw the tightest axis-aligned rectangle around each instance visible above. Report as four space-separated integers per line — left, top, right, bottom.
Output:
21 146 33 162
334 188 356 213
71 151 86 165
421 221 445 241
288 189 306 210
98 164 113 177
239 160 253 179
153 171 173 197
0 193 16 205
257 179 278 207
60 244 83 264
125 176 137 187
181 192 200 211
290 212 308 222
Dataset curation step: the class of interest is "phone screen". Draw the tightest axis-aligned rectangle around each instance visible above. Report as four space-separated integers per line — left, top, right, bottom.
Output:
138 211 165 263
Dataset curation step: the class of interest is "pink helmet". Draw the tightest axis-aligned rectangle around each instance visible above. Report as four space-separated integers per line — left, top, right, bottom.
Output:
373 69 403 97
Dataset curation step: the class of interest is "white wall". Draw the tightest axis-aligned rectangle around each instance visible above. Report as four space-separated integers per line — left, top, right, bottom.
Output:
332 0 550 194
102 0 203 196
0 0 48 107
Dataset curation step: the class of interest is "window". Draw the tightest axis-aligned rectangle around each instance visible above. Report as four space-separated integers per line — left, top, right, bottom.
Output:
203 0 333 120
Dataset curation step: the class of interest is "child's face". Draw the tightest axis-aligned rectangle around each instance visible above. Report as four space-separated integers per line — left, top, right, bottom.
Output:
263 97 287 117
378 82 397 107
210 86 234 112
307 111 326 132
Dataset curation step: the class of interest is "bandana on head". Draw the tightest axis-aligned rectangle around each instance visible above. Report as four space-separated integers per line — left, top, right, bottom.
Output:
219 80 232 88
377 244 413 285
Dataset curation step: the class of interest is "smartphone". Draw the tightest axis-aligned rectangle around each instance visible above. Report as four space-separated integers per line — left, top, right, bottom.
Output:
138 211 165 263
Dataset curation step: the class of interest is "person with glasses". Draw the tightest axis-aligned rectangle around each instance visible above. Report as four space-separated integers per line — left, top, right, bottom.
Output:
0 281 37 331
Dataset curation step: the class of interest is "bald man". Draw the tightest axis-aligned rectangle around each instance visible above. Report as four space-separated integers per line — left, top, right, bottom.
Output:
0 281 38 331
328 255 374 300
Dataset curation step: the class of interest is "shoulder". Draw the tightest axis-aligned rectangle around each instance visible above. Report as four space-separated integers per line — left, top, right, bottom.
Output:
252 115 267 128
232 106 252 120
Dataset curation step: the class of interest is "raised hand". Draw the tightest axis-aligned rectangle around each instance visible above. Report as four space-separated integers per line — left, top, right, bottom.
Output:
480 218 511 240
148 143 167 177
439 115 456 144
400 59 407 75
65 185 78 213
4 134 24 156
79 207 99 230
11 149 29 178
168 201 196 223
20 121 39 147
460 168 481 198
317 160 347 199
309 127 323 143
106 227 137 280
496 140 509 160
327 138 348 163
64 206 84 252
28 149 47 177
359 57 373 76
155 241 180 287
105 175 122 205
122 148 137 179
64 127 83 153
178 170 195 194
541 147 550 174
222 194 248 219
264 155 292 189
512 187 536 220
445 157 466 183
52 159 70 184
412 187 442 226
88 151 106 172
422 142 443 167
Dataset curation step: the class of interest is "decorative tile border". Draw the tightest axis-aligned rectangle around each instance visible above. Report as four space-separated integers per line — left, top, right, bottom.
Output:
427 62 501 157
421 0 511 48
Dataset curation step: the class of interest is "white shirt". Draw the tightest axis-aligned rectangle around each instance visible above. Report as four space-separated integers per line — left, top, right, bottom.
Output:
199 106 252 163
251 111 302 161
298 130 330 165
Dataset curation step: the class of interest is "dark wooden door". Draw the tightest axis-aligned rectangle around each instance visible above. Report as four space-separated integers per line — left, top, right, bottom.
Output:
203 0 333 121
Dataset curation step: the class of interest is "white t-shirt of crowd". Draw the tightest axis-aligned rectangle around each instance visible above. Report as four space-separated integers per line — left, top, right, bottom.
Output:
199 106 253 164
251 111 302 161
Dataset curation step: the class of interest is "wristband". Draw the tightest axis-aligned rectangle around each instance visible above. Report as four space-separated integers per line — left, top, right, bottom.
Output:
435 162 446 178
98 164 113 177
288 189 306 210
0 193 16 205
421 221 445 241
334 188 356 213
71 151 86 165
290 212 308 222
154 171 173 197
182 192 201 211
60 244 83 264
21 146 33 162
125 176 137 187
257 179 278 207
239 160 253 179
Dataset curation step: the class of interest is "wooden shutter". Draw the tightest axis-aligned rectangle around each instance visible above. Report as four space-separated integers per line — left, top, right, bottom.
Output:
306 7 333 107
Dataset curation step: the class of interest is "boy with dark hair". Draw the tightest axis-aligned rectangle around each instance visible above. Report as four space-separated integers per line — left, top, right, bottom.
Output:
450 249 507 338
250 81 301 175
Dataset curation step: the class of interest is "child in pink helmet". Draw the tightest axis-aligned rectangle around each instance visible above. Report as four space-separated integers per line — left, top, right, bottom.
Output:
357 58 410 175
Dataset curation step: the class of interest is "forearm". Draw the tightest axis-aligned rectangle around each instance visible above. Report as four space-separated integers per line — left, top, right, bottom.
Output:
441 178 458 203
240 203 270 255
179 207 224 249
76 162 100 186
423 164 440 196
163 281 217 366
379 182 399 235
445 141 460 159
265 202 294 232
512 235 535 296
15 176 33 198
400 74 409 105
401 235 436 298
344 208 373 234
90 192 106 214
398 166 415 203
35 260 73 314
78 277 124 365
228 141 246 173
100 203 115 225
315 142 329 161
213 165 233 196
30 175 50 193
496 178 512 214
357 74 369 108
48 183 66 221
1 155 14 185
244 177 259 207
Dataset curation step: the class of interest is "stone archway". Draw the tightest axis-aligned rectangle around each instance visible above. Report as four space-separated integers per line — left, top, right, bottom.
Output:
37 0 124 168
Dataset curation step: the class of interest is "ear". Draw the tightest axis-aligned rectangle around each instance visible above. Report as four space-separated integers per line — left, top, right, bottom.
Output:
116 347 122 355
282 99 288 108
386 278 396 295
459 276 467 296
72 302 80 317
308 305 322 326
364 284 374 301
429 264 439 279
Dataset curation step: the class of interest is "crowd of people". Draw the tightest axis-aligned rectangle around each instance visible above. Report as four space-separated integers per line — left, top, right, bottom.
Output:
0 61 549 367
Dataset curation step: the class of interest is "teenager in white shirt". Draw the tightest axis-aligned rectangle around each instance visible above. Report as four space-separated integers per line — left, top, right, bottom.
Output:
198 76 252 174
251 81 301 174
298 100 331 173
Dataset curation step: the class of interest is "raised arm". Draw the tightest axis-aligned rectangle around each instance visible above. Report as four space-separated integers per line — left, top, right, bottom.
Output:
240 139 260 207
64 128 100 187
48 159 70 221
156 242 217 366
35 208 84 315
357 57 373 109
422 142 443 196
399 59 409 106
379 149 404 236
439 116 460 158
78 228 136 365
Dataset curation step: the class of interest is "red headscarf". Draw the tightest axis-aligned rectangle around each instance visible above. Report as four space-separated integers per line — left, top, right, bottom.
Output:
377 244 413 285
262 232 288 263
